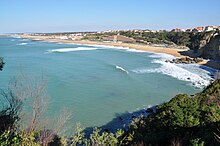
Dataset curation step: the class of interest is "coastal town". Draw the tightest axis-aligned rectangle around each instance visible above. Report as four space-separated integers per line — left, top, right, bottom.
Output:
19 25 220 71
23 25 220 42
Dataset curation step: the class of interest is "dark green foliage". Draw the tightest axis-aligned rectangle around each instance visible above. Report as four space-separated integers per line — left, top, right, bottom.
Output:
0 88 23 133
119 31 192 46
124 80 220 146
168 32 191 46
85 30 219 56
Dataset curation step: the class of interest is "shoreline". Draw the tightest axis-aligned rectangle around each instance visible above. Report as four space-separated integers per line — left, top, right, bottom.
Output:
19 34 220 70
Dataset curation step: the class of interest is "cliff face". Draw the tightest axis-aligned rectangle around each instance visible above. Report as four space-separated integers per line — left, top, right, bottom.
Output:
198 32 220 61
201 34 220 60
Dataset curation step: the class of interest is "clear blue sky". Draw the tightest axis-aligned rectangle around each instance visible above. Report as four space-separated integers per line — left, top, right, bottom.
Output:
1 0 220 33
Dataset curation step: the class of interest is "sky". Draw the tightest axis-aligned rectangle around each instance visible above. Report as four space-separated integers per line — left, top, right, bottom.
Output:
0 0 220 33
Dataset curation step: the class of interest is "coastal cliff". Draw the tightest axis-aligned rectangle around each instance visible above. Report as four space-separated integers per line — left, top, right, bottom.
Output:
200 33 220 60
186 30 220 61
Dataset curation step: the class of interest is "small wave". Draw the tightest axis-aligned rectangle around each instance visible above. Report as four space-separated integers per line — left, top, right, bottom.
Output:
132 61 211 88
126 48 146 53
74 43 147 53
47 47 99 53
104 46 146 53
56 42 64 45
116 65 129 74
149 53 176 61
17 43 27 46
11 35 21 38
11 39 15 41
21 39 29 41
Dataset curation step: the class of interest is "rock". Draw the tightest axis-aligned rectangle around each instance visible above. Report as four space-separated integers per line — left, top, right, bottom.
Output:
200 33 220 61
166 57 203 64
146 108 153 113
131 115 136 119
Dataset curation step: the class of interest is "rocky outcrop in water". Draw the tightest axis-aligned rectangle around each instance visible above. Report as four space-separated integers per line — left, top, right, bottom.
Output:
0 57 4 71
165 57 203 64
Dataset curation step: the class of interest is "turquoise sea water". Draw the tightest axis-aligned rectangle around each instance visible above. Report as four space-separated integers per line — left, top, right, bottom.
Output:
0 36 214 132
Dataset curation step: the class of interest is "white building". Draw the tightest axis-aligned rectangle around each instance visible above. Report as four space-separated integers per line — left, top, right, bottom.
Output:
204 26 214 32
60 36 68 40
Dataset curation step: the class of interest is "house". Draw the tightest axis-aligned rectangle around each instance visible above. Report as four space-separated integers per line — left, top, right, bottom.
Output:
186 28 193 32
192 27 204 32
171 28 184 32
60 36 68 40
204 26 214 32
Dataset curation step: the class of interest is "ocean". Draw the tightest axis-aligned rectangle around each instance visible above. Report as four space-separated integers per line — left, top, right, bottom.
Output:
0 36 216 133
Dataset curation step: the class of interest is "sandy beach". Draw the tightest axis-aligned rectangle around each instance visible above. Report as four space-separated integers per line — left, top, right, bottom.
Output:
19 34 220 70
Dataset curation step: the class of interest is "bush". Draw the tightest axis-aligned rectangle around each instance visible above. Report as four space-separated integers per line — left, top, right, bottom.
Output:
123 80 220 145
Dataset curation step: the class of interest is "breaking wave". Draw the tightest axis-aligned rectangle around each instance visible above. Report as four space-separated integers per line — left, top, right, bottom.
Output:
47 47 99 53
17 43 27 46
78 44 147 53
132 53 213 89
21 39 29 41
116 65 129 74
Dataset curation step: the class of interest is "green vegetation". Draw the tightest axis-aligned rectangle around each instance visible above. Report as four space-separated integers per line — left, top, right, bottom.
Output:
120 30 219 51
123 80 220 145
83 29 219 53
0 78 219 145
0 58 219 145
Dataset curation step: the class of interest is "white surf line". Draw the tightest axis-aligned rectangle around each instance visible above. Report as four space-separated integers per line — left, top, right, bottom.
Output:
17 43 27 45
132 53 212 89
116 65 129 74
46 47 99 53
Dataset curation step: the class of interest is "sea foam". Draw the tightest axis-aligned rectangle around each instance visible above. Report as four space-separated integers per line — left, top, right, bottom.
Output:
11 35 21 38
21 39 29 41
47 47 99 53
17 43 27 46
132 53 212 89
74 43 146 53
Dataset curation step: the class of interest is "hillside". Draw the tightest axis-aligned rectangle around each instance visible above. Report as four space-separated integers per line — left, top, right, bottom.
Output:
123 80 220 146
83 30 220 61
